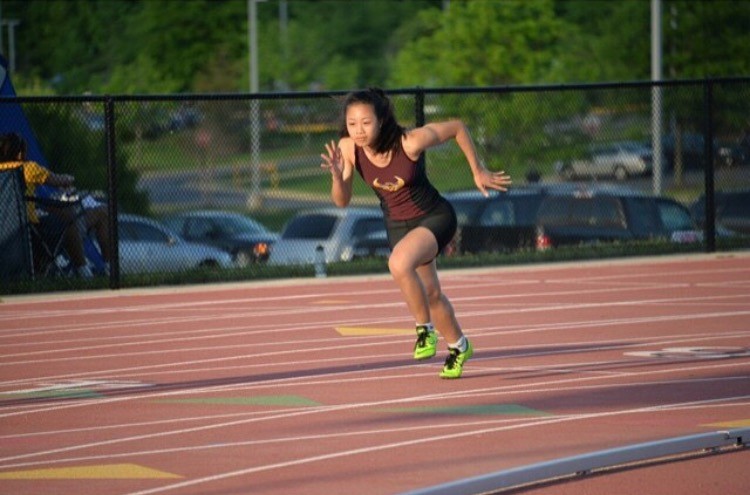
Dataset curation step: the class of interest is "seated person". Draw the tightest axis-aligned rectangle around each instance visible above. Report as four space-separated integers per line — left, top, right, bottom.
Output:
37 183 112 275
0 132 95 278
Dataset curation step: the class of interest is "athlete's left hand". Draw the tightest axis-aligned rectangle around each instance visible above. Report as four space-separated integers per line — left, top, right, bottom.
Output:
474 168 512 196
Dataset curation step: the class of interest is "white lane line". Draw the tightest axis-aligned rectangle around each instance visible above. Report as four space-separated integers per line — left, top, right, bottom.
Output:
2 373 747 442
1 287 749 360
0 358 747 464
8 397 750 472
0 417 545 470
1 321 748 393
121 394 750 495
1 272 747 338
0 278 527 324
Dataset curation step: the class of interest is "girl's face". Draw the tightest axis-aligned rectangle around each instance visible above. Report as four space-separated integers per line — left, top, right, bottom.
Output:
345 103 380 148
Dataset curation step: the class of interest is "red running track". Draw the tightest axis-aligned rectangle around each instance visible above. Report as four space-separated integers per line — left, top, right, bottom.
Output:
1 253 749 495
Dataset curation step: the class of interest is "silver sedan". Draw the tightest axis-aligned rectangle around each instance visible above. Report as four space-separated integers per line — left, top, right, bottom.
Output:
117 214 234 274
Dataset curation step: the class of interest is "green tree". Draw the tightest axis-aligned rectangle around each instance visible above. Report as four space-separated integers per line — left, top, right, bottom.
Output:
127 0 249 93
102 53 181 95
6 0 749 96
663 0 750 79
551 0 651 82
7 0 138 93
388 0 585 176
389 0 575 87
260 0 442 91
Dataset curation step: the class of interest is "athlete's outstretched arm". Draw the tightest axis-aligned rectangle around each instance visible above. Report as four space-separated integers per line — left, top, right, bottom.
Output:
405 120 512 196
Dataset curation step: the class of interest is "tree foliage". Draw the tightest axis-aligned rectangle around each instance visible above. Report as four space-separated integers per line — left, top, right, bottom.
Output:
4 0 749 95
390 0 576 87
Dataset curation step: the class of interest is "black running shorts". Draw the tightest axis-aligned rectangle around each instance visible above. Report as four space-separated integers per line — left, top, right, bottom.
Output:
385 198 457 255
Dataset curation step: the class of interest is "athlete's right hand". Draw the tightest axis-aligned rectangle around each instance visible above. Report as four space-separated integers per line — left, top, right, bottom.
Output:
321 140 344 181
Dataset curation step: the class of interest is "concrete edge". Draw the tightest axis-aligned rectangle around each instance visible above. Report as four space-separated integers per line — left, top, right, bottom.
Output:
399 428 750 495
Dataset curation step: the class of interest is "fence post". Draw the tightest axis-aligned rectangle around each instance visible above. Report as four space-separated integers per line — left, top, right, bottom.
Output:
415 87 426 167
415 87 425 127
702 81 716 253
104 96 121 289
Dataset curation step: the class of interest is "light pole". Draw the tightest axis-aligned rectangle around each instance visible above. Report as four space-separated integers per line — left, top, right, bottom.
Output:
247 0 266 210
651 0 664 195
0 0 21 74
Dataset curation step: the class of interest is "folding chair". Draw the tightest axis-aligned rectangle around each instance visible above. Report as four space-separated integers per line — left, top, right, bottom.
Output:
26 188 88 278
35 185 109 276
0 167 34 281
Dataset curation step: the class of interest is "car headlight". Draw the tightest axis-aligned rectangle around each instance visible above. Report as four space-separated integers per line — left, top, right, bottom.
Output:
253 242 270 257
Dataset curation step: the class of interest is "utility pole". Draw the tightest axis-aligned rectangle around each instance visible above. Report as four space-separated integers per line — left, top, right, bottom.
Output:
279 0 288 90
0 1 21 73
247 0 266 210
651 0 664 195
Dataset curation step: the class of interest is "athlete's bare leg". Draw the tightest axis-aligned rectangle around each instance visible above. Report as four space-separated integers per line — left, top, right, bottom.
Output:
388 227 463 343
415 259 462 344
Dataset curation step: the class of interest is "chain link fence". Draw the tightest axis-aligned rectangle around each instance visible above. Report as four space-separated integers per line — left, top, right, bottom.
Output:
2 78 749 293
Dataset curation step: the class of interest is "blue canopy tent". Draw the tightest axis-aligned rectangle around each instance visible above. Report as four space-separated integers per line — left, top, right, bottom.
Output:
0 55 48 165
1 56 106 276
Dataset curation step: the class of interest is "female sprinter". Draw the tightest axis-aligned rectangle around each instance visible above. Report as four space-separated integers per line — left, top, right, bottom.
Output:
321 88 511 378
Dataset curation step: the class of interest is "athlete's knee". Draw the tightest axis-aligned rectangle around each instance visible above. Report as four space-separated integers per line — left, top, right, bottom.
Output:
388 252 418 279
388 254 408 278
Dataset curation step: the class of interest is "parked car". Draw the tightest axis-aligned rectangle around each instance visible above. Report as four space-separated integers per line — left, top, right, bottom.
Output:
535 190 704 249
162 210 279 266
443 187 549 254
690 190 750 235
555 141 653 181
117 214 234 274
443 183 639 254
268 207 390 266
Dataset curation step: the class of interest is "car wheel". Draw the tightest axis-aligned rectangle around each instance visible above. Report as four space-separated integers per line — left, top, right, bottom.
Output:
614 166 628 181
198 259 220 269
235 251 252 268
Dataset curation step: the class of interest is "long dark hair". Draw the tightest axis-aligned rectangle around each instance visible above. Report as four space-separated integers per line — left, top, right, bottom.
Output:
0 132 27 162
337 88 405 154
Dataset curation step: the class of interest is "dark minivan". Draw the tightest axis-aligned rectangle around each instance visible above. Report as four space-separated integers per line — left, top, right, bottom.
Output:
443 187 548 254
535 190 701 248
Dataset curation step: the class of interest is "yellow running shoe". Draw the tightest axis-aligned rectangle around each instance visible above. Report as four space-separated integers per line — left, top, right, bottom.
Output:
413 325 438 360
440 340 473 379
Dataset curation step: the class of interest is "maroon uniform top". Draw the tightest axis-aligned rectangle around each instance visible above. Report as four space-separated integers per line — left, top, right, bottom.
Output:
354 143 442 221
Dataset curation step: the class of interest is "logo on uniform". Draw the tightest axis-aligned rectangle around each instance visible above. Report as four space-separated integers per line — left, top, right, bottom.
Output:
373 176 405 192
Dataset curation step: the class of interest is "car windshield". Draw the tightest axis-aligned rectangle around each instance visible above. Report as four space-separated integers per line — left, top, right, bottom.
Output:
619 142 647 152
538 197 626 228
351 217 385 239
448 198 485 226
478 195 543 226
119 220 170 243
282 214 337 240
218 215 267 235
722 193 750 216
478 199 515 226
656 200 695 231
625 198 662 235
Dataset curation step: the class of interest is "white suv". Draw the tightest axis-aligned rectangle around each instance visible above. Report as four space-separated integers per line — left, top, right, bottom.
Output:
268 207 390 266
555 141 653 181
